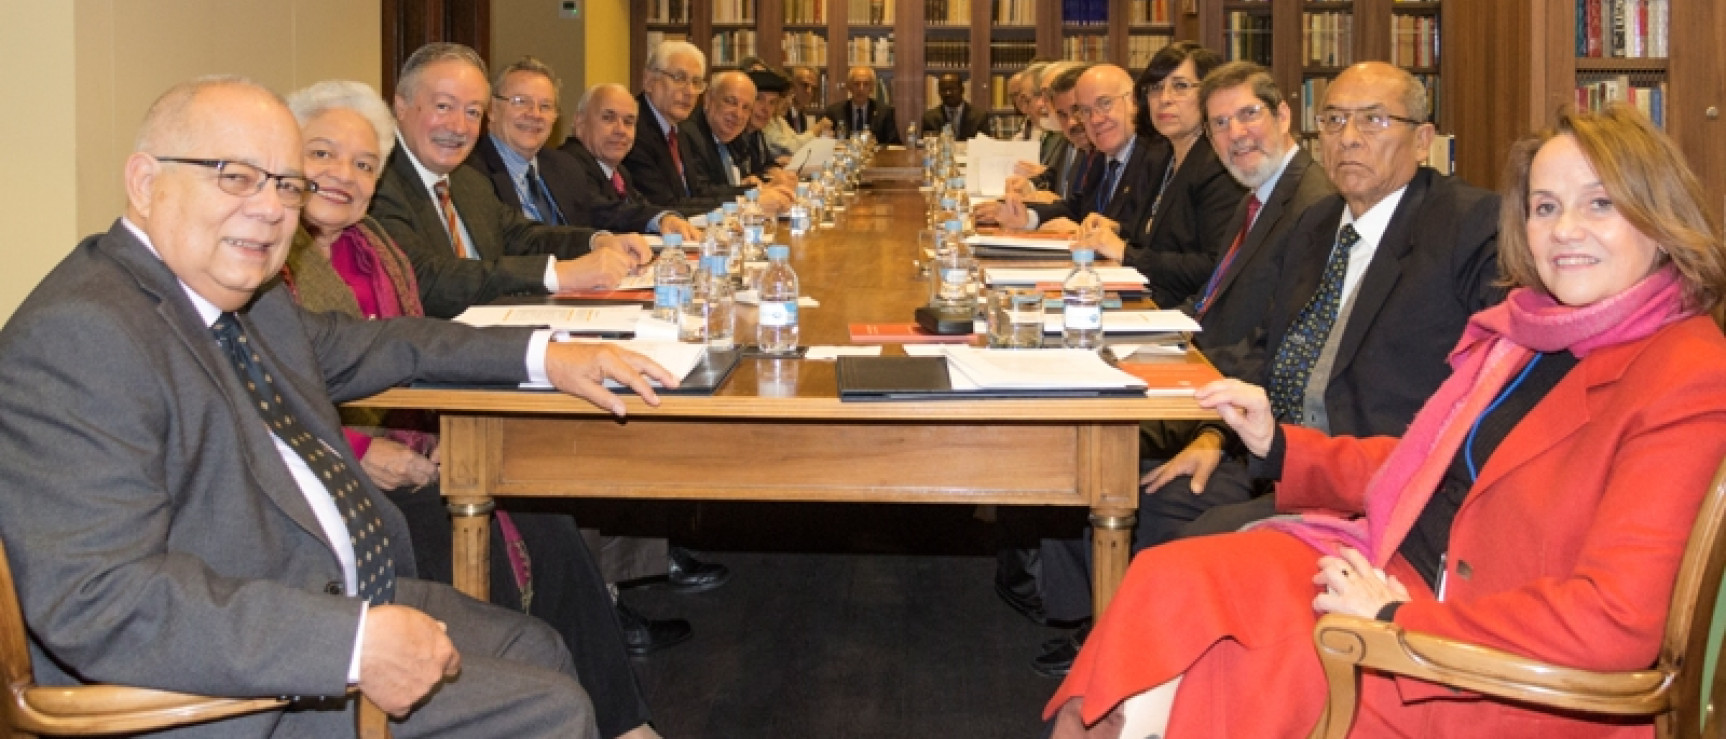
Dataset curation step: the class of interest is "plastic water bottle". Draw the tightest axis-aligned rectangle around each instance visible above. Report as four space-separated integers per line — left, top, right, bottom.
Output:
948 177 974 235
705 256 736 350
808 178 829 228
788 183 812 236
651 233 691 322
1063 249 1105 350
932 219 971 308
756 245 800 354
740 189 767 262
679 255 714 343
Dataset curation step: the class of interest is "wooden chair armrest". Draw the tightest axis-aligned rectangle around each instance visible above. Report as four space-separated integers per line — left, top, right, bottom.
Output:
357 694 391 739
1309 613 1676 739
13 684 286 735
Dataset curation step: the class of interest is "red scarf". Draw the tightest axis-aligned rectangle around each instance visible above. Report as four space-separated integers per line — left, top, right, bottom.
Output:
1258 266 1693 565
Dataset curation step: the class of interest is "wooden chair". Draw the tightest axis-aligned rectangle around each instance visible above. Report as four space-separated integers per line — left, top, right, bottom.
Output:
0 539 391 738
1307 454 1726 739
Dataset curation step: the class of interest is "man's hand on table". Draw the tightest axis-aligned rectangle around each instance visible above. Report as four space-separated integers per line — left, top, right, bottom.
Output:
545 342 680 416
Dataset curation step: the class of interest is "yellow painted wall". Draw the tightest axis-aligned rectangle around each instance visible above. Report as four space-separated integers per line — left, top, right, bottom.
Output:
0 0 381 324
585 0 631 87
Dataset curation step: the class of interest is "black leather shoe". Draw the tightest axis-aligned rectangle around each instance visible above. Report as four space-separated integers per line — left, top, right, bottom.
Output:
616 602 693 656
994 576 1052 626
666 546 731 593
1032 624 1090 678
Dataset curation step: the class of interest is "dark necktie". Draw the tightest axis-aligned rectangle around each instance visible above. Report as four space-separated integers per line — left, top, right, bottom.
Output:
610 168 627 197
1195 195 1262 318
667 130 689 196
1267 224 1360 422
433 178 468 257
524 163 561 225
787 107 805 133
210 313 395 604
1095 159 1123 213
854 105 866 135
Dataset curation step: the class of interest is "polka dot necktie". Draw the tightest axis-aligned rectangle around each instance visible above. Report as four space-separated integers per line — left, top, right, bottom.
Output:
211 313 396 604
1266 224 1360 423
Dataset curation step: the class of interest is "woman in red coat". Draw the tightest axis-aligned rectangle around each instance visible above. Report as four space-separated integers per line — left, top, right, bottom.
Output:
1046 105 1726 737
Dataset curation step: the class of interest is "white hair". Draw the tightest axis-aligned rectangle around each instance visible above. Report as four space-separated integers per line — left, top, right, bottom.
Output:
646 40 706 76
286 80 397 160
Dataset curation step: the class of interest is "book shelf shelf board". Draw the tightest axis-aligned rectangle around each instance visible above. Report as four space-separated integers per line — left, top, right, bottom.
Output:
1574 58 1670 72
1302 1 1356 9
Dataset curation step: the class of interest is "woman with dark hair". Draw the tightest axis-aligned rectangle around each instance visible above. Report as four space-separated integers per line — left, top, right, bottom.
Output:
1047 104 1726 738
1078 41 1244 308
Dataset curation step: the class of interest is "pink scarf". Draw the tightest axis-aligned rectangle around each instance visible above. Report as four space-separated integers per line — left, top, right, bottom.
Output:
1258 266 1693 566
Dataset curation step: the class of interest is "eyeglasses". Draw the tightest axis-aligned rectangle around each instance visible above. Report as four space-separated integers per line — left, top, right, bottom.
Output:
494 94 557 116
156 157 315 207
1208 103 1269 132
1146 78 1198 99
1318 107 1424 135
652 68 709 92
1073 92 1133 121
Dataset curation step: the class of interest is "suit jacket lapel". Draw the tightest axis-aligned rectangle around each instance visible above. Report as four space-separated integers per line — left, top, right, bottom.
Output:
1271 200 1345 347
1211 150 1313 303
1466 359 1599 502
473 136 523 213
382 150 457 256
449 171 504 260
1330 169 1432 381
102 227 334 550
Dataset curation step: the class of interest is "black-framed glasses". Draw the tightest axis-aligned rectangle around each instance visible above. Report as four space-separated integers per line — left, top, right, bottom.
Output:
1073 92 1133 121
652 68 708 92
1318 107 1424 135
156 157 315 207
1208 104 1269 132
494 94 557 115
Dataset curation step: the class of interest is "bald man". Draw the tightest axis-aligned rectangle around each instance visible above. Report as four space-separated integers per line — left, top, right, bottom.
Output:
680 70 792 210
0 75 694 738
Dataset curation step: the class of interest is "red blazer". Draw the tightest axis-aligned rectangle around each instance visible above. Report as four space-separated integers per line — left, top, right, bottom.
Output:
1279 315 1726 736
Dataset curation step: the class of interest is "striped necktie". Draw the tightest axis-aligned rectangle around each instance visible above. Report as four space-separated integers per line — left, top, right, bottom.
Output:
433 178 468 257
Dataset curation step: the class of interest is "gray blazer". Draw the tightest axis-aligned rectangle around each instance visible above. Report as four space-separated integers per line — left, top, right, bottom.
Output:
368 148 599 318
0 223 533 736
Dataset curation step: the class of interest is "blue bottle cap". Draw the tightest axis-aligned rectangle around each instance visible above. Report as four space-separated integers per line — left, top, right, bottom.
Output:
746 188 760 201
1072 249 1095 264
767 245 790 259
723 202 739 214
662 233 683 247
945 219 963 232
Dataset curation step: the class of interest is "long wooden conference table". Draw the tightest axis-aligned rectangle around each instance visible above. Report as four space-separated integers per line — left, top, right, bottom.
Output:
350 150 1217 614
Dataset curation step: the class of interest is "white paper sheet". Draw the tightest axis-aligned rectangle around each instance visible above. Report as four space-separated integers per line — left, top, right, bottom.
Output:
964 136 1042 198
964 234 1073 252
452 304 642 333
984 266 1148 286
804 345 884 361
1041 310 1201 334
788 137 838 176
905 345 1146 391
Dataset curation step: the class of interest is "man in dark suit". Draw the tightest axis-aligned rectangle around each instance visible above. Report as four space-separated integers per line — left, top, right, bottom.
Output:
680 71 794 210
465 57 700 241
824 66 902 145
732 69 794 184
986 65 1166 241
557 83 708 228
920 73 987 140
1032 62 1504 676
784 66 828 134
620 40 724 213
367 43 649 319
0 75 682 738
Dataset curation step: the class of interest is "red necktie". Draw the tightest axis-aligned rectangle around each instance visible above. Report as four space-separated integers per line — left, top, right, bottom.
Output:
1196 195 1261 318
667 130 688 196
611 168 626 197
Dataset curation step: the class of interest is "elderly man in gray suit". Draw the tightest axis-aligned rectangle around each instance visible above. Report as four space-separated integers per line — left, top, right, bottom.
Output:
0 76 677 737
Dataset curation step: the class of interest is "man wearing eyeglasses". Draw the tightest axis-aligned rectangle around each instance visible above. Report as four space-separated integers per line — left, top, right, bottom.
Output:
622 40 729 213
984 65 1164 244
0 74 684 738
467 57 700 243
369 43 651 320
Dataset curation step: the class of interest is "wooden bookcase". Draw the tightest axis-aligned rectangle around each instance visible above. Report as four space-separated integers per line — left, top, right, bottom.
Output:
629 0 1201 139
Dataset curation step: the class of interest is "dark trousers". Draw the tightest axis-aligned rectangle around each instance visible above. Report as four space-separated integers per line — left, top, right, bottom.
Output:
388 484 651 739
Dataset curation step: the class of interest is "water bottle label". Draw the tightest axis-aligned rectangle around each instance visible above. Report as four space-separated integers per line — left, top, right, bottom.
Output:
654 284 688 309
758 300 798 326
1064 304 1103 330
745 225 763 244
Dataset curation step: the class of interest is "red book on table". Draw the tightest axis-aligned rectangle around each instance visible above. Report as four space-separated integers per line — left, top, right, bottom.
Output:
848 323 974 344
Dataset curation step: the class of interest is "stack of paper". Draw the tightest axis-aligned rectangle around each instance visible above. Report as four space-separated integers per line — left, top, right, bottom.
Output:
964 136 1042 197
985 266 1149 288
452 305 643 334
1041 310 1200 334
965 233 1074 259
905 345 1146 391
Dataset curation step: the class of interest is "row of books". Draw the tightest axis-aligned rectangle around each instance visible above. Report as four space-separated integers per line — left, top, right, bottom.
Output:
711 0 756 24
990 41 1040 69
781 31 829 65
644 0 689 24
847 0 895 24
1390 13 1440 68
1062 34 1111 62
925 0 973 25
1224 11 1274 66
1575 0 1669 58
847 34 894 66
926 40 972 68
1127 33 1174 69
1298 74 1442 133
1130 0 1173 25
1577 76 1666 126
645 31 689 55
782 0 825 24
995 0 1039 25
711 30 758 64
1303 12 1355 68
1061 0 1109 24
989 74 1017 110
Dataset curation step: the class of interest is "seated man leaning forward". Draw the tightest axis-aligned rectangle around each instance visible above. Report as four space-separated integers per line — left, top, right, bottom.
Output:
0 75 677 738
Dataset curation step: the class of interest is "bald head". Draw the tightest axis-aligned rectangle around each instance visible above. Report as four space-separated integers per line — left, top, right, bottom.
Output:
704 71 756 143
573 83 639 168
1072 65 1137 157
125 77 304 311
1320 61 1435 215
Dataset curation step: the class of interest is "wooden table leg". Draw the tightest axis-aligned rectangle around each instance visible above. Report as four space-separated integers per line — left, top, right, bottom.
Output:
1090 509 1136 616
447 497 494 600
